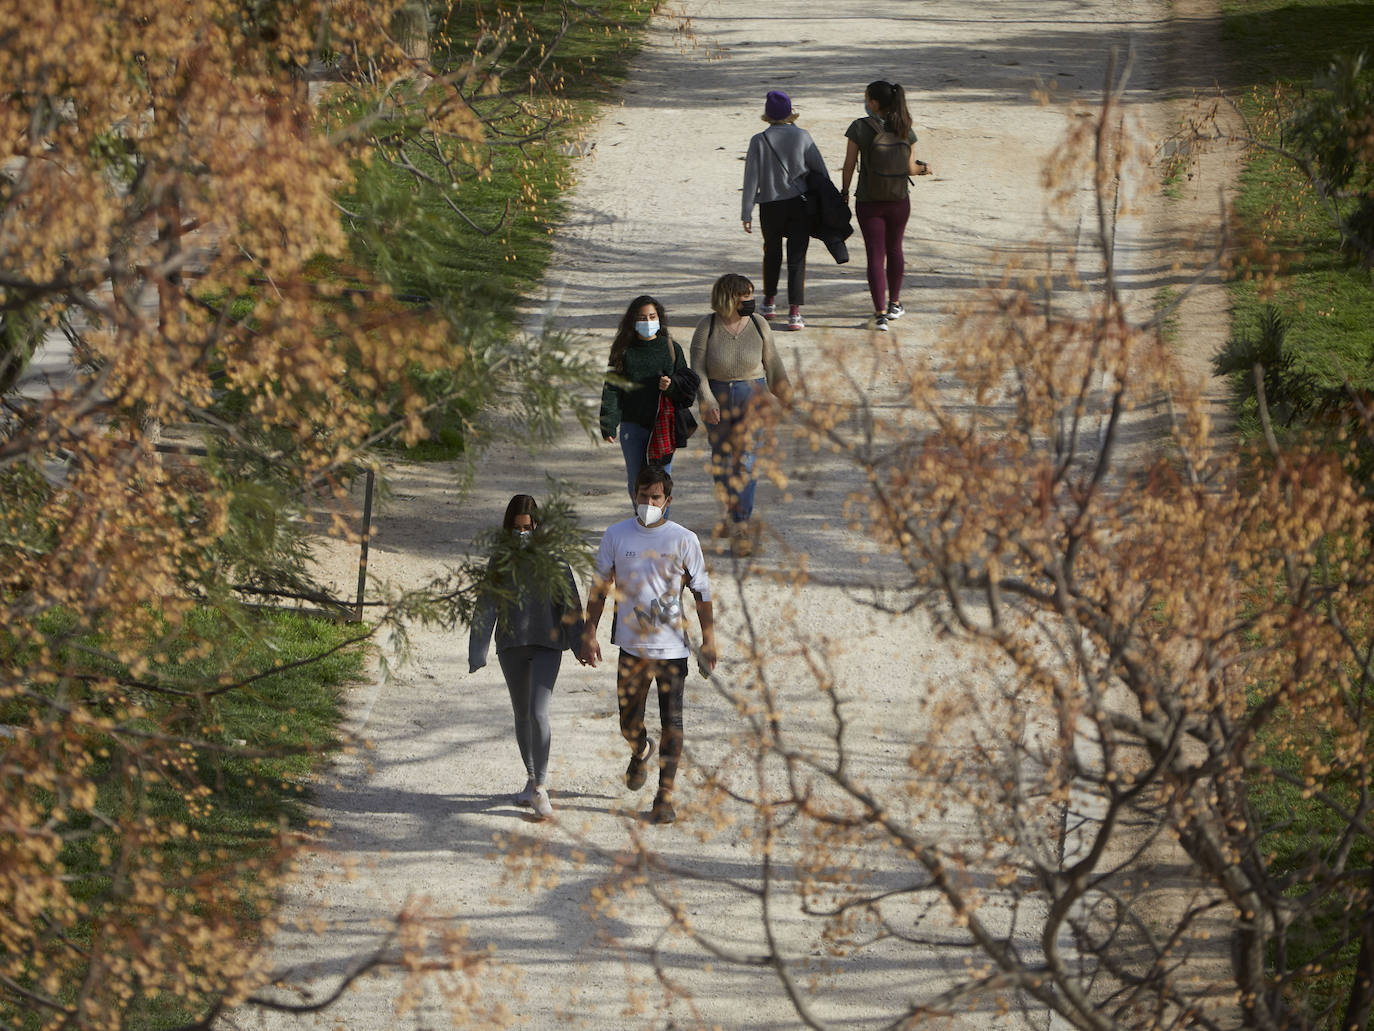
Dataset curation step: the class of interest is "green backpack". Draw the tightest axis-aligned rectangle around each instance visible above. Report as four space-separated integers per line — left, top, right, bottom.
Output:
865 116 913 201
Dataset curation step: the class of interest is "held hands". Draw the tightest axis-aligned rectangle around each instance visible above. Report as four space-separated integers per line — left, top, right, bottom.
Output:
578 632 601 668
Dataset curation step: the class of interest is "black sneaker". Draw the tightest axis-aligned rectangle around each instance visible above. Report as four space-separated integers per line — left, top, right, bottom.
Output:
649 793 676 824
625 738 654 790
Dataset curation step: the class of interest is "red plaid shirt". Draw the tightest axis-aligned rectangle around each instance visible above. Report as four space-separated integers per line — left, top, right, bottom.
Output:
647 394 675 461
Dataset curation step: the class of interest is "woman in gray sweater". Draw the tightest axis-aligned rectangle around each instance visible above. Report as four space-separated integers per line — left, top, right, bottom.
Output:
741 90 830 331
690 273 792 556
468 494 585 820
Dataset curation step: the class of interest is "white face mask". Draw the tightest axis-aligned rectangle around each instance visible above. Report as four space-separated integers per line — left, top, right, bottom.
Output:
636 503 664 526
635 319 660 338
516 529 532 542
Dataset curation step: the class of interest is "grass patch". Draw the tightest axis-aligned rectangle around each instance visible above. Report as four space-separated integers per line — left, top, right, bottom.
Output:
1246 694 1374 1028
1154 285 1182 345
1228 139 1374 391
338 1 656 460
1220 0 1374 406
1218 5 1374 1026
1223 1 1374 86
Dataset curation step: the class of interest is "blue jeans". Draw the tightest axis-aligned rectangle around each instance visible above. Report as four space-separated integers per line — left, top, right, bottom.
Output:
707 378 765 523
618 421 673 503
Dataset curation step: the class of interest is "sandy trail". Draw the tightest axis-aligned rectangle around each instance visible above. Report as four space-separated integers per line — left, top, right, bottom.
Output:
225 2 1235 1028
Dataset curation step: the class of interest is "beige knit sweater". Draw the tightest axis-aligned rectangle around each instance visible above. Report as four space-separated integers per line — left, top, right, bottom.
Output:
688 313 791 417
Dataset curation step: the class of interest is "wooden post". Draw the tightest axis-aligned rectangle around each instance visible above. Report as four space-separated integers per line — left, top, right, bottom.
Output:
355 468 374 622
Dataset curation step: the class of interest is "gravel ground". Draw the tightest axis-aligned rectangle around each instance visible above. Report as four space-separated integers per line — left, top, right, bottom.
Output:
223 1 1238 1027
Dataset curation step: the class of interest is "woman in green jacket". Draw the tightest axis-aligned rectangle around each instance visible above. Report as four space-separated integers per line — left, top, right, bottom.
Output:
599 294 689 503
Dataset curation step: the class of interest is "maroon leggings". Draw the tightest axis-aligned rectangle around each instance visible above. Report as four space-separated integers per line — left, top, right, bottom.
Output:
856 197 911 312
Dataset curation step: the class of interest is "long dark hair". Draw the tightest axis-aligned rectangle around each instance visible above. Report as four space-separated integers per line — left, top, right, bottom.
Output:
502 494 539 531
867 80 912 140
609 294 666 374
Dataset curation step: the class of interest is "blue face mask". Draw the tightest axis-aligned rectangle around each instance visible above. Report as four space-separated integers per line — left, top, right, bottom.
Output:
635 319 659 338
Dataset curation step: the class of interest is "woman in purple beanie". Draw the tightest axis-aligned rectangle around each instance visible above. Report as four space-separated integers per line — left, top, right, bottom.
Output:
741 90 830 332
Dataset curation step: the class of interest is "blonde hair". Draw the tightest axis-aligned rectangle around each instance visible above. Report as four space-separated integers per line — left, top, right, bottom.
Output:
710 273 755 319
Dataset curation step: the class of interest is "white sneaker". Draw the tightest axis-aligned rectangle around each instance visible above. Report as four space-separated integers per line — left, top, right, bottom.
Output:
531 786 554 820
760 302 777 320
514 778 536 807
886 302 905 319
870 313 889 332
787 311 805 331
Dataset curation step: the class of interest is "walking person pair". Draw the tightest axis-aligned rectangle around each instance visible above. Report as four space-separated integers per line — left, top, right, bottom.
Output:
470 472 717 826
744 83 933 331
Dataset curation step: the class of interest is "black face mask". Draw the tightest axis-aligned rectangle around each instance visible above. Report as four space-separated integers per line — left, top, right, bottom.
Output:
738 299 756 317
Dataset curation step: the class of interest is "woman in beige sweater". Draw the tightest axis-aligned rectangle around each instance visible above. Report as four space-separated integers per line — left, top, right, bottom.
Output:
689 273 792 556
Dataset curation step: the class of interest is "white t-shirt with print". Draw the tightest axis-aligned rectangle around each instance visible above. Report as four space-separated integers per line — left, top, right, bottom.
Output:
595 517 711 660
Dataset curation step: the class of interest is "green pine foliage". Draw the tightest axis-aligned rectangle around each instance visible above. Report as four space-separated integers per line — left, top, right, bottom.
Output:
1224 1 1374 411
0 608 366 1029
334 1 655 459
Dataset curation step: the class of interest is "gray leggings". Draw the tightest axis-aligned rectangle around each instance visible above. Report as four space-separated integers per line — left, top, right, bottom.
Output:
497 645 561 785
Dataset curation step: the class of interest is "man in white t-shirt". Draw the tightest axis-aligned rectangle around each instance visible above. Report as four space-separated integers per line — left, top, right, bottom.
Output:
578 466 717 824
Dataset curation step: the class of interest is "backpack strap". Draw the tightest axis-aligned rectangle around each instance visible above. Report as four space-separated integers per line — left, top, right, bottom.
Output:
712 311 766 339
868 115 911 146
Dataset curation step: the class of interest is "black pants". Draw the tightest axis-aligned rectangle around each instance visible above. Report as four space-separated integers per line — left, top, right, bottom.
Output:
616 651 686 796
759 194 810 306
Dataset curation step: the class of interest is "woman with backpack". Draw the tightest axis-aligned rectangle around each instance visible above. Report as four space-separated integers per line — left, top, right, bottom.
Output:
741 90 831 332
600 294 696 504
841 80 932 332
689 273 792 556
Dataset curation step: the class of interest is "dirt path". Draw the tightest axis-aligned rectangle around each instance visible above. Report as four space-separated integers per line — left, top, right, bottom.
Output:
225 2 1237 1028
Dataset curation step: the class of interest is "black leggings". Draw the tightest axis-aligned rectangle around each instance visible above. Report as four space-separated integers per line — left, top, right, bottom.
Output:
759 194 810 306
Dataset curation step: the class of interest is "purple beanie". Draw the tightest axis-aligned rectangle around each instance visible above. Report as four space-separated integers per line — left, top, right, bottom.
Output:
763 90 792 122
